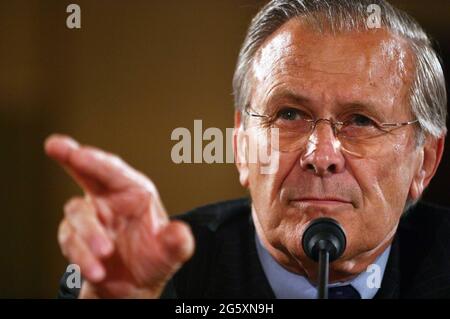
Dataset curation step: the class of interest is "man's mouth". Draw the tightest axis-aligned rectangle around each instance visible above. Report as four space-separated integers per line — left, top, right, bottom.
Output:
289 197 353 208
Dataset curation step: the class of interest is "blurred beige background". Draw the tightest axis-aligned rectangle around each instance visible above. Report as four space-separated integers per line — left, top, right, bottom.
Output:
0 0 448 297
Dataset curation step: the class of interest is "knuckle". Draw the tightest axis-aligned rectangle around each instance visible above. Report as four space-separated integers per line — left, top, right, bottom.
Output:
138 180 159 204
64 197 95 219
136 187 153 202
141 176 157 194
110 153 125 166
58 221 74 252
63 197 83 217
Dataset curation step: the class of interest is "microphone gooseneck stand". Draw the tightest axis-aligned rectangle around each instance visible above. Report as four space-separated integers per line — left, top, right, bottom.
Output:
302 218 347 299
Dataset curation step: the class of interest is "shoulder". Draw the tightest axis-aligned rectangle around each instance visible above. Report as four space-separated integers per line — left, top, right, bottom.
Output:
398 201 450 298
165 198 254 298
400 201 450 237
399 200 450 256
171 197 252 234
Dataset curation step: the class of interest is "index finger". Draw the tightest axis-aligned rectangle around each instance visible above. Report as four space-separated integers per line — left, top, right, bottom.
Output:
44 134 153 194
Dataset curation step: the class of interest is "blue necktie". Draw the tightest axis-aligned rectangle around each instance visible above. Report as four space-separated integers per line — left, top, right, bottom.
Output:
328 285 361 299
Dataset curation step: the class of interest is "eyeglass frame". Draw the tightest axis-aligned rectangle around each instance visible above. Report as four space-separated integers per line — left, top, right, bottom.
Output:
243 107 419 140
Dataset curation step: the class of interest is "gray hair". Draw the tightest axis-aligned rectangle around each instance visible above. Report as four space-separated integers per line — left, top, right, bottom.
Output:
232 0 447 138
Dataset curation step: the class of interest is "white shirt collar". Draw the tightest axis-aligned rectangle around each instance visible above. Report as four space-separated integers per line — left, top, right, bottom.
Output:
255 231 391 299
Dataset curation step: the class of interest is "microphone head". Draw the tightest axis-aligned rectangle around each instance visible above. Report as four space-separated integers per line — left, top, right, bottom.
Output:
302 217 346 262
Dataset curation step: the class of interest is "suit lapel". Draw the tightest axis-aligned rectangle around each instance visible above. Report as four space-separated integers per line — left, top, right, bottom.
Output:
203 207 275 298
373 234 400 299
246 215 276 298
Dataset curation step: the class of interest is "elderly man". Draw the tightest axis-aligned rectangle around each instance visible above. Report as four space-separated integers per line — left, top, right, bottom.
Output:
48 0 447 299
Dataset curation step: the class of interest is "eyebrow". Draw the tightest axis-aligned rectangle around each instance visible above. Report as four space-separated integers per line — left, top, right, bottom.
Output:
265 89 387 121
338 102 387 122
265 90 311 107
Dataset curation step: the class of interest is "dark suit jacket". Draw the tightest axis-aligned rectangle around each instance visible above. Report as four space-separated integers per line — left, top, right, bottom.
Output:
58 198 450 298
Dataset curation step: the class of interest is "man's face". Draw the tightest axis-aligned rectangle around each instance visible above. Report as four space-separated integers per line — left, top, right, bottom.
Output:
235 20 431 280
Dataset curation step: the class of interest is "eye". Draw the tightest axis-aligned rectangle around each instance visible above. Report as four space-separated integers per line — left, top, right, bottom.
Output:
276 108 307 121
346 114 377 127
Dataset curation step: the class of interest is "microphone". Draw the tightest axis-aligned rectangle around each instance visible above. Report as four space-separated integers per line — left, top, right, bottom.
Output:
302 217 346 299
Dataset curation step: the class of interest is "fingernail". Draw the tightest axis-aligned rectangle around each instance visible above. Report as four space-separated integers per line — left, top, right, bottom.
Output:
92 237 113 257
90 264 105 281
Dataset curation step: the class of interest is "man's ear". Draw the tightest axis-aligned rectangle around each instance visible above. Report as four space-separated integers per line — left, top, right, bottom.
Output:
233 111 249 188
409 134 445 201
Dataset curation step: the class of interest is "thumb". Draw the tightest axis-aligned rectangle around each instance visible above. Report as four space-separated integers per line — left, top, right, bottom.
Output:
157 220 195 269
143 221 194 297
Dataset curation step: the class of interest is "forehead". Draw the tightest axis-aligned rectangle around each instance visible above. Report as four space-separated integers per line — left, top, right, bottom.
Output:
251 19 415 118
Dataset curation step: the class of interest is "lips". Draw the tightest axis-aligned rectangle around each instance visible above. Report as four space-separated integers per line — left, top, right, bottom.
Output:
292 197 352 204
288 197 354 210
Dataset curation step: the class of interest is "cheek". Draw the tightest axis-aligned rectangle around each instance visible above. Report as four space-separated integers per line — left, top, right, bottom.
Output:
247 146 299 230
348 148 413 238
377 136 416 211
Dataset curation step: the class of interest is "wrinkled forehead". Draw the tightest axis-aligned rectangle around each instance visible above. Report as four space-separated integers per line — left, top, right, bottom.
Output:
250 19 416 117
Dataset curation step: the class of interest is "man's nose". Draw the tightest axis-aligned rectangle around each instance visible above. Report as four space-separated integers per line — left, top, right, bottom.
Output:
299 121 345 177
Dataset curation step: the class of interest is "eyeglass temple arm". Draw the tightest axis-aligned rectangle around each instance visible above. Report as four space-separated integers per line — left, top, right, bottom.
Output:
244 109 270 118
379 120 419 128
